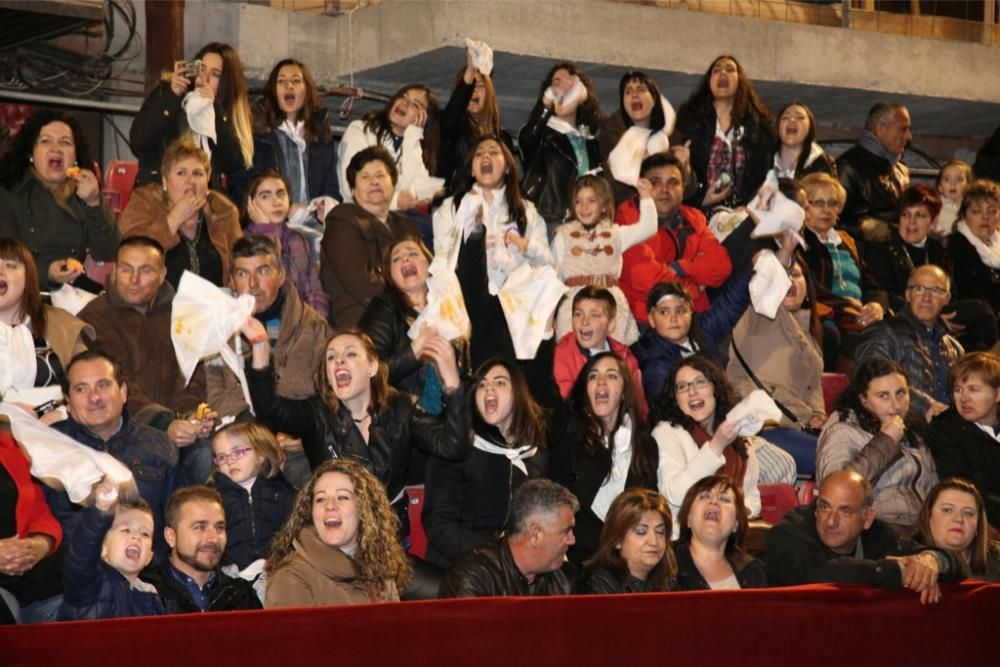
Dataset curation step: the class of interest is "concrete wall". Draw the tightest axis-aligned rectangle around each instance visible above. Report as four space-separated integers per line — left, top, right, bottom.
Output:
186 0 1000 104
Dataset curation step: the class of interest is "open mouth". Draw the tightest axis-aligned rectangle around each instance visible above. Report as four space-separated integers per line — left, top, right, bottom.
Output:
0 279 7 295
283 93 297 105
324 517 342 529
334 369 352 388
703 509 721 521
479 162 494 175
594 389 610 404
400 264 418 279
125 545 141 560
688 399 705 411
577 328 593 342
630 101 644 113
483 396 498 414
48 156 64 170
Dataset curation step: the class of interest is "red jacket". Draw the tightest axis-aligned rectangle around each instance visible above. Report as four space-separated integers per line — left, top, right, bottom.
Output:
0 417 62 552
616 199 732 321
552 333 648 419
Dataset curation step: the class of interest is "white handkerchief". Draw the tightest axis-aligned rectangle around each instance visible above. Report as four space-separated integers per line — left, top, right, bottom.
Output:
0 403 135 503
409 270 471 342
182 90 217 157
749 171 806 246
497 264 567 359
607 98 674 186
464 38 494 76
725 389 782 437
709 207 749 243
749 250 793 319
49 283 97 316
171 271 257 411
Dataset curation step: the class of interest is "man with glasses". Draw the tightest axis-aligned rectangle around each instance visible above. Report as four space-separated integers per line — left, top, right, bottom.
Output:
765 470 965 603
140 486 261 612
855 265 963 421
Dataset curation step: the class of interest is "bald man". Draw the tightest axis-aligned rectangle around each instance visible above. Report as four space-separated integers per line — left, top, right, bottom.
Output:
855 265 963 421
765 471 965 603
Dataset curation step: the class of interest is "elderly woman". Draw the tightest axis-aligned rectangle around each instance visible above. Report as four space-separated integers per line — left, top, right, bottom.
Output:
673 55 775 211
799 172 887 364
0 238 93 408
817 357 938 535
265 458 412 607
337 84 439 212
119 138 242 289
927 352 1000 529
244 322 467 539
947 180 1000 316
572 488 676 594
130 42 253 190
0 111 118 292
551 352 659 564
650 354 762 537
519 62 603 230
672 474 765 590
359 236 459 414
771 102 836 180
322 147 421 328
0 417 64 624
914 478 1000 582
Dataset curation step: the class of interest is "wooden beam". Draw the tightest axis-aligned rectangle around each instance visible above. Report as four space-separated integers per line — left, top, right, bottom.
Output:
144 0 185 90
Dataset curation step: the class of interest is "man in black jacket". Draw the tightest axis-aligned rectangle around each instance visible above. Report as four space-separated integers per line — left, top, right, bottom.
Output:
140 486 260 613
837 102 911 237
766 470 965 603
439 480 578 598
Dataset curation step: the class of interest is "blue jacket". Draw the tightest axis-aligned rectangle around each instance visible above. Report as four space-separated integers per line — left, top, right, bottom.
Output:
57 506 165 621
632 264 752 403
48 413 178 557
212 471 296 570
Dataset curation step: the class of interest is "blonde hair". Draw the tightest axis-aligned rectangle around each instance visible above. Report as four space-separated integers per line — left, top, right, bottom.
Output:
211 422 283 480
800 172 847 208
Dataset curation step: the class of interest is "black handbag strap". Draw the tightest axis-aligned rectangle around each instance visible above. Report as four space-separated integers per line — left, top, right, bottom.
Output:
731 341 807 429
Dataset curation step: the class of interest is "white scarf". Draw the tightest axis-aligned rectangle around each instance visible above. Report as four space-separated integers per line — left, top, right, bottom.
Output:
278 119 307 152
182 90 217 158
0 317 37 392
773 142 825 179
589 415 633 520
608 125 671 187
545 115 594 139
472 433 538 476
957 220 1000 269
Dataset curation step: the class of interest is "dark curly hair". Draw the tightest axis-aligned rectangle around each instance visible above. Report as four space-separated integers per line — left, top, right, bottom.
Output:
650 355 742 448
832 357 923 436
540 62 603 133
675 55 771 138
0 110 96 188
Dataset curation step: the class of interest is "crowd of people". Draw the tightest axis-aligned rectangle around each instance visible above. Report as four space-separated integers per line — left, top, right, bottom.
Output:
1 42 999 624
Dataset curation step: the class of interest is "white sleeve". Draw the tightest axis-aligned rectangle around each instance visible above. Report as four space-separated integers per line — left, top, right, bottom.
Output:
617 197 658 251
431 198 459 274
653 422 726 510
743 443 762 519
337 121 371 204
551 226 567 280
396 125 430 191
521 204 557 269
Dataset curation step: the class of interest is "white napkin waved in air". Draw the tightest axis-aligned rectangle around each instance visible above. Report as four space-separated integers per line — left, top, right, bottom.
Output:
408 269 471 343
464 38 494 76
171 271 257 411
497 263 567 359
748 171 806 247
725 389 782 437
749 250 793 319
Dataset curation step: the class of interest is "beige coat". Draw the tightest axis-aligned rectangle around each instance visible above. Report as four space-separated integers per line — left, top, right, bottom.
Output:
727 306 825 427
43 304 94 367
265 526 398 608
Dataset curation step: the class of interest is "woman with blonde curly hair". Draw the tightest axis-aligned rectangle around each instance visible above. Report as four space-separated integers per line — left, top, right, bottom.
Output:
265 459 412 606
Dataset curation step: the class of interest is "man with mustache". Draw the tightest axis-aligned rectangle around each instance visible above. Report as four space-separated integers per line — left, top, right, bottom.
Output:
140 486 260 612
207 234 330 487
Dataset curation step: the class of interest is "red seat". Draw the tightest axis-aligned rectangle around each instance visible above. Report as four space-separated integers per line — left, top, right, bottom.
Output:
797 480 818 506
405 485 427 559
103 160 139 218
758 483 800 524
821 372 849 416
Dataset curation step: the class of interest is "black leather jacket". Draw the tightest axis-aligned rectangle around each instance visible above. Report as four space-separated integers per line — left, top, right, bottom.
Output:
572 565 660 594
247 363 469 534
139 561 261 614
358 291 423 396
863 229 950 312
520 101 601 226
836 144 909 237
672 541 766 590
439 538 574 598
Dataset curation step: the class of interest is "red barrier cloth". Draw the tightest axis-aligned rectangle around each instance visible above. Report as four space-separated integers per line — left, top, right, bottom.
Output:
2 582 998 666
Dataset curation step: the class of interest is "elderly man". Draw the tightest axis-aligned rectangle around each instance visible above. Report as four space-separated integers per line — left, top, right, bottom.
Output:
140 486 260 612
766 470 965 603
439 480 578 598
206 235 331 486
78 236 214 483
617 153 732 320
855 265 963 421
837 102 912 236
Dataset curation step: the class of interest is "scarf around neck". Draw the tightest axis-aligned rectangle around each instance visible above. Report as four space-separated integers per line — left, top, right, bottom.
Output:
957 220 1000 269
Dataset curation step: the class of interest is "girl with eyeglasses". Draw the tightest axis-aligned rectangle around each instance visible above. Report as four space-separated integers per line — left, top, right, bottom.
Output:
649 354 761 538
210 422 295 574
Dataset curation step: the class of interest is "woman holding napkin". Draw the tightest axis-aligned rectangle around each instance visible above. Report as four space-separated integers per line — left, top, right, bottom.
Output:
649 354 763 538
